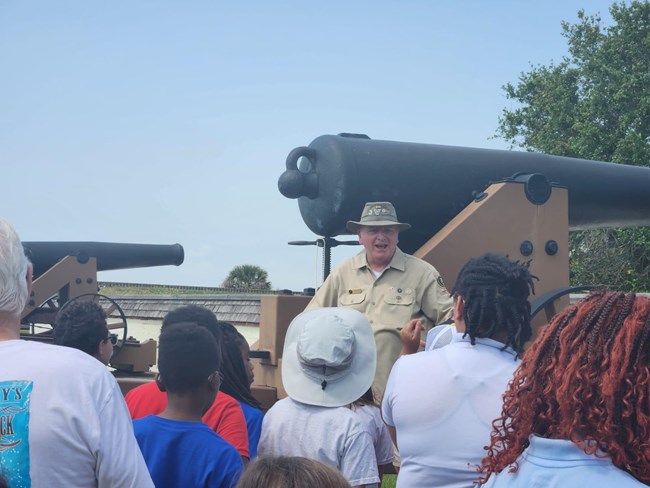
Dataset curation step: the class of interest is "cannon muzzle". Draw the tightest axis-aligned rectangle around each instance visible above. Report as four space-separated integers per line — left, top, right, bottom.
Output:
23 242 185 279
279 133 650 253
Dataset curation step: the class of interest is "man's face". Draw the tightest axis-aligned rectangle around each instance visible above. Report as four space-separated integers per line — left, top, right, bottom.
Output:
358 225 399 267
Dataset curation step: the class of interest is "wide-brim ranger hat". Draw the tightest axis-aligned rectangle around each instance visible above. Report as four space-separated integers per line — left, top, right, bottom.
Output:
282 307 377 408
346 201 411 233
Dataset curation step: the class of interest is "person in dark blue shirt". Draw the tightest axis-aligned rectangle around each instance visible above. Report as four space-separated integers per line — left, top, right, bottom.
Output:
134 322 243 488
158 306 264 460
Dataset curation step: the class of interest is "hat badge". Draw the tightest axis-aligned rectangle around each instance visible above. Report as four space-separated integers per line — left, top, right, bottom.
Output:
369 206 386 216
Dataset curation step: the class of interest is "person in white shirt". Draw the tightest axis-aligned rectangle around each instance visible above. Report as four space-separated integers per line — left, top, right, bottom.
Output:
258 307 381 488
478 290 650 487
382 253 536 488
349 388 394 482
0 215 154 488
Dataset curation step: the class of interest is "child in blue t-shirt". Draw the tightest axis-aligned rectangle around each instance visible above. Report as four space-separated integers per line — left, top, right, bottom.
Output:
134 322 243 488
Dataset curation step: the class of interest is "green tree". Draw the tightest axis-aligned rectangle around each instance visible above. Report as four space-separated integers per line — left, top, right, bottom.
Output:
222 264 272 290
496 1 650 291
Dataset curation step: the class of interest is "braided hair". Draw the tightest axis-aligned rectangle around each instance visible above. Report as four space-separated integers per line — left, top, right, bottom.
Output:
479 290 650 485
451 253 536 356
217 320 261 408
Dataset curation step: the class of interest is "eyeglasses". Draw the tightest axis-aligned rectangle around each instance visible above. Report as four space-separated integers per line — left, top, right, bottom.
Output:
105 334 118 345
208 371 224 384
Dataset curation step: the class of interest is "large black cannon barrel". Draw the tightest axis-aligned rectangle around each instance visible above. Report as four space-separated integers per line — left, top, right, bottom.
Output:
23 242 185 278
278 133 650 253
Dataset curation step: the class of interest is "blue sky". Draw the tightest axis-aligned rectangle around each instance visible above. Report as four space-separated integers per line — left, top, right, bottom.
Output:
1 1 615 290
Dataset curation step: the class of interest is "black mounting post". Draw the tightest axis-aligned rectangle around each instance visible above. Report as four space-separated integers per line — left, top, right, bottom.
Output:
288 237 359 280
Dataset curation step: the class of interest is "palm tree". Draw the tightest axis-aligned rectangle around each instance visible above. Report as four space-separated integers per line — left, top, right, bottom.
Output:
222 264 271 290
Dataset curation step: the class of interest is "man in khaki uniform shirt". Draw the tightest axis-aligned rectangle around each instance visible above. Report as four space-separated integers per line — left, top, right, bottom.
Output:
307 202 453 398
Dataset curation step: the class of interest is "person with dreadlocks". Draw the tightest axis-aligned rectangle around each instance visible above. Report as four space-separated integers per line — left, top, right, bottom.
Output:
381 253 536 488
216 320 264 459
477 290 650 487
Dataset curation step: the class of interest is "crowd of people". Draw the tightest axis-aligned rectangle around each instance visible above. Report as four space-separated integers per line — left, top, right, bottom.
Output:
1 201 649 487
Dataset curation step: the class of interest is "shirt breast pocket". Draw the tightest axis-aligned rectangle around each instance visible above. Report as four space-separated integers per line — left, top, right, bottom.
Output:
383 287 415 306
340 291 367 306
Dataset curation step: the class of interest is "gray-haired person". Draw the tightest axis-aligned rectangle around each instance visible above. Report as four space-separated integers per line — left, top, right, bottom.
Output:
0 215 153 488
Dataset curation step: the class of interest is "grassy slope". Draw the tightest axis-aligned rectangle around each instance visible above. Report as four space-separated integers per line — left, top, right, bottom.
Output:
99 285 223 295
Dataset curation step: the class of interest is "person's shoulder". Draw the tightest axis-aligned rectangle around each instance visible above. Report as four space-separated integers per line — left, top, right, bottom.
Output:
1 342 119 410
203 391 246 431
332 404 370 428
399 252 446 284
205 391 245 421
460 336 519 359
358 403 382 422
486 462 646 488
338 408 377 449
397 348 441 367
265 396 293 415
34 341 112 377
125 380 165 419
215 390 239 407
125 379 158 396
353 404 382 430
239 401 264 419
298 404 370 438
206 434 244 479
402 250 438 272
124 380 160 404
200 423 243 457
132 414 153 425
132 414 158 432
435 337 485 359
271 398 345 421
327 253 362 275
8 340 87 361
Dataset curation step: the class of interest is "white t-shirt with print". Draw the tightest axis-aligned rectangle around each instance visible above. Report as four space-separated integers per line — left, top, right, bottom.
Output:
0 339 153 488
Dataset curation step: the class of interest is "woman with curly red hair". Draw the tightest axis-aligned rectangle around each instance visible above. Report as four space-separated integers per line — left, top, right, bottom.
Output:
478 290 650 487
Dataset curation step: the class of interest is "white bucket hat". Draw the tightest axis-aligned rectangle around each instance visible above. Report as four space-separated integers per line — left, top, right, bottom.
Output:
282 307 377 407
